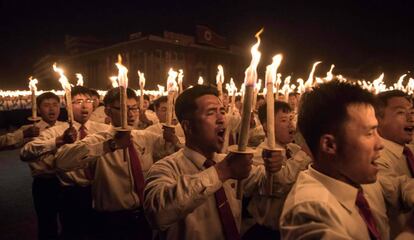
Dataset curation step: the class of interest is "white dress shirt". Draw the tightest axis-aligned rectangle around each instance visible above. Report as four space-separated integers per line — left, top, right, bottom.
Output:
20 120 109 183
144 146 276 240
280 165 414 240
0 120 63 149
55 127 170 211
377 137 414 238
248 140 312 229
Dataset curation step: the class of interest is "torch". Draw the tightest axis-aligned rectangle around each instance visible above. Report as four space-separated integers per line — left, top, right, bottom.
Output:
28 76 41 122
53 63 74 124
138 70 145 110
229 28 263 199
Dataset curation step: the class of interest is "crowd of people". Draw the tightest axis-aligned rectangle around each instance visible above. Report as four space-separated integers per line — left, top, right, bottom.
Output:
0 79 413 240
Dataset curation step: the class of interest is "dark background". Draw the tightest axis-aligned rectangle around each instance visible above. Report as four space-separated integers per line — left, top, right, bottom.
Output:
2 0 414 89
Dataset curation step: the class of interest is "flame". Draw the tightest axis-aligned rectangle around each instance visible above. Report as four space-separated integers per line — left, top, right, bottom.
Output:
177 69 184 85
75 73 84 86
265 54 283 86
395 73 407 91
325 64 335 81
216 65 224 84
167 68 178 92
198 76 204 85
244 28 263 86
282 76 292 93
28 76 38 91
372 73 385 94
230 78 237 93
305 61 322 88
109 76 119 88
256 79 262 92
157 84 165 96
297 78 305 94
138 70 145 88
53 63 71 91
115 54 128 88
406 78 414 95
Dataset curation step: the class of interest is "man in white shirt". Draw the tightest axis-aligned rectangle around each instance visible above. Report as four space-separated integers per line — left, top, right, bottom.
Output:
0 92 62 149
11 92 64 240
280 80 414 239
55 87 177 240
145 96 185 159
245 101 312 239
144 85 283 240
136 94 159 129
21 86 108 239
375 90 414 238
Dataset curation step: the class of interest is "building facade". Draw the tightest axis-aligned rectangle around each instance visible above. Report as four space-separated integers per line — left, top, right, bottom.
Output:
33 28 247 91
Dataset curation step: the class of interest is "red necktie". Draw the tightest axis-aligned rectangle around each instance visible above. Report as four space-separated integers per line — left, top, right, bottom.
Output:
128 143 146 204
402 146 414 177
79 125 95 180
79 125 87 140
355 188 381 240
204 159 241 240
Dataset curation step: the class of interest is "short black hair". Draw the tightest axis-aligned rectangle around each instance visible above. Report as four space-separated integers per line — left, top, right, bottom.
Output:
375 90 411 118
257 95 265 101
143 94 150 101
175 85 218 123
258 101 291 125
103 87 137 106
71 86 91 98
89 88 100 98
37 92 60 108
298 80 376 158
154 96 168 109
289 92 299 97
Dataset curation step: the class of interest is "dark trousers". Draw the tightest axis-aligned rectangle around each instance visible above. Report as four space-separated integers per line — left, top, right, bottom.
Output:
60 185 94 240
242 224 281 240
91 208 152 240
32 176 61 240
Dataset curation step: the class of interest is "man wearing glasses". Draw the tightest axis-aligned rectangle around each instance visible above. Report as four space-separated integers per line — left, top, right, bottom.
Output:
21 86 110 239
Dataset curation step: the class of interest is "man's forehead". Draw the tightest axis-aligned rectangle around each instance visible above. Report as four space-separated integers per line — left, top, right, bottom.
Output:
346 103 377 127
387 96 412 108
73 94 90 99
195 95 222 107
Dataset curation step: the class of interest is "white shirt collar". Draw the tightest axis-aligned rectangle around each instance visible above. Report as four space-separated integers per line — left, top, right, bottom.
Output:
308 165 359 213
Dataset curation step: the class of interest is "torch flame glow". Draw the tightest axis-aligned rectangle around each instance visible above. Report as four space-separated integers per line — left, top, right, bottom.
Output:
75 73 84 86
167 68 178 92
177 69 184 85
28 76 38 92
138 70 145 88
216 65 224 84
325 64 335 81
305 61 322 88
198 76 204 85
109 76 119 88
244 28 263 86
265 54 283 86
115 55 128 88
53 63 71 91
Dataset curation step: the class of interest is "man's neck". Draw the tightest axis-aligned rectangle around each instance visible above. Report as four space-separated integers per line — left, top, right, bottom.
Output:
186 142 215 160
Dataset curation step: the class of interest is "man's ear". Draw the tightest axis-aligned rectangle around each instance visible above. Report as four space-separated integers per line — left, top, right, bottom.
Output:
320 134 337 155
181 120 191 135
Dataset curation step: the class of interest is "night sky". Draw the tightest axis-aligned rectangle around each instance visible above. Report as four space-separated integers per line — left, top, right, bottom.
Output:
2 0 414 89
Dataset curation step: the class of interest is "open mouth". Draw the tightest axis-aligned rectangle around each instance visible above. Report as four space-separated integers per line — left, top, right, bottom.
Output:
404 126 414 135
217 128 226 142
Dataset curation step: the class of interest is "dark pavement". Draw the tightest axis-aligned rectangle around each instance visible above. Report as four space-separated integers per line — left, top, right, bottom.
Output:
0 148 37 240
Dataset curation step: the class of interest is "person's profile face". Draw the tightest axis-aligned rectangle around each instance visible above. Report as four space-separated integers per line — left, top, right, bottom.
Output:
335 104 383 185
